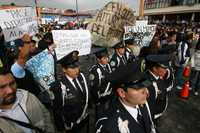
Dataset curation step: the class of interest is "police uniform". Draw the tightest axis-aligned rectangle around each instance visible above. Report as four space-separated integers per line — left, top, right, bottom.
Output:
110 41 127 71
145 54 174 121
0 58 4 74
89 47 113 119
96 60 156 133
50 51 89 133
124 38 137 62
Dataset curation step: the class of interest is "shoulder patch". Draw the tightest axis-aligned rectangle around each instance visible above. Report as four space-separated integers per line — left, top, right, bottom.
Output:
140 59 146 72
110 61 116 67
0 59 3 67
89 74 95 80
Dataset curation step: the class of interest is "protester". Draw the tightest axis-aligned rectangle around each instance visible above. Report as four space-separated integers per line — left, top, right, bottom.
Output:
0 27 6 59
175 32 192 89
139 36 161 58
190 38 200 95
50 51 90 133
10 34 41 97
96 60 156 133
0 67 55 133
0 27 9 74
38 32 54 51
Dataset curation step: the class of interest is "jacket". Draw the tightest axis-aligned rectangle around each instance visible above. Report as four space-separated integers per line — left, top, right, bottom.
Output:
50 73 89 130
0 89 55 133
96 99 156 133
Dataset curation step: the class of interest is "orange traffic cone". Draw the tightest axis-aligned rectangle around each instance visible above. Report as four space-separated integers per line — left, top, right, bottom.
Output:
180 81 190 99
183 66 190 77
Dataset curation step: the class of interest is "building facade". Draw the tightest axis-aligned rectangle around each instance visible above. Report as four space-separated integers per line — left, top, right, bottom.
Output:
144 0 200 24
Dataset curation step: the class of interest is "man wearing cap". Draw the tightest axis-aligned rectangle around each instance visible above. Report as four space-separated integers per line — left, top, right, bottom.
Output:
110 41 127 71
50 51 89 133
145 54 174 124
96 61 156 133
0 67 55 133
124 37 138 62
89 47 113 119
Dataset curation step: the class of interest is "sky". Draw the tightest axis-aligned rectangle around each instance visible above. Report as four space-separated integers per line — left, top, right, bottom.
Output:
0 0 140 14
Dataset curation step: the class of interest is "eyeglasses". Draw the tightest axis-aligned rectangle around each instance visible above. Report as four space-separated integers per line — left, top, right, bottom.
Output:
0 80 16 90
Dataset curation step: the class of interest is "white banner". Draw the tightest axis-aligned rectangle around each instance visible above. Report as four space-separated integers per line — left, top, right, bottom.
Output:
52 30 92 60
0 7 38 42
124 21 156 48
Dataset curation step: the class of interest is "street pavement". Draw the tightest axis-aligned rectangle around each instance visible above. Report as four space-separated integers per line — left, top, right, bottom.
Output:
157 90 200 133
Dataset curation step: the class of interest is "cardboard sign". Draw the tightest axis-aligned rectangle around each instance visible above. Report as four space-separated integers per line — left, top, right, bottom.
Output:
87 2 136 47
0 7 38 42
124 20 156 48
52 30 91 60
26 50 55 90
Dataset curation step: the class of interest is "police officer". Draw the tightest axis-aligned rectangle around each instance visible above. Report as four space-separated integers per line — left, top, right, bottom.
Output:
124 37 137 62
145 54 174 124
110 41 127 71
50 51 89 133
96 60 156 133
89 47 113 119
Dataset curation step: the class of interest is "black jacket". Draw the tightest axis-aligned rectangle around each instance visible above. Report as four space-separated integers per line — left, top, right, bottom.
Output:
96 99 155 133
50 73 89 130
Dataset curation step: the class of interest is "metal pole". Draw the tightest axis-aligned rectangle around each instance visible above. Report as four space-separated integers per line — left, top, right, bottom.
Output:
34 0 39 17
76 0 79 22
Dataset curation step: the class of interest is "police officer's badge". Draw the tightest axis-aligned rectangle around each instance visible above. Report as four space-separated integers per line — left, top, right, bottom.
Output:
118 117 130 133
110 61 116 67
0 59 3 68
140 59 146 72
89 74 95 80
72 51 79 60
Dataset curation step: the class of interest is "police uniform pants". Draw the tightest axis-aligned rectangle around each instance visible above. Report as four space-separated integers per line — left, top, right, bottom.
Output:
66 116 89 133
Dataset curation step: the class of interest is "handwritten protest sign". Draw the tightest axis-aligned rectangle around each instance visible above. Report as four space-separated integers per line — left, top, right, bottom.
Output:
52 30 91 60
87 2 136 47
0 7 38 42
26 50 55 90
124 20 156 48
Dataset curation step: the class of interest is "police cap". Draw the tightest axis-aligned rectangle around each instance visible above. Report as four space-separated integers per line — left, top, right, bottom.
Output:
124 37 135 45
108 60 151 90
112 41 125 49
146 54 171 69
158 44 177 54
91 46 108 59
57 51 79 68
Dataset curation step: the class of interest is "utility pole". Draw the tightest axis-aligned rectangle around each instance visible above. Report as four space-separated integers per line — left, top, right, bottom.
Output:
139 0 144 19
34 0 39 17
76 0 79 22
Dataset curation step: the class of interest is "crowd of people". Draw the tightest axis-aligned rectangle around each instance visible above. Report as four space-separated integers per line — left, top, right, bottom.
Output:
0 20 200 133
